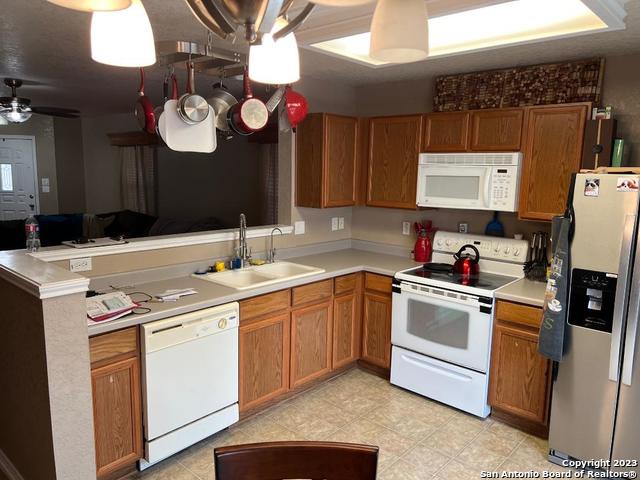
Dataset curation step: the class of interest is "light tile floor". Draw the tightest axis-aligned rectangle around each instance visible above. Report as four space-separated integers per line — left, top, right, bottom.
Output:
125 368 570 480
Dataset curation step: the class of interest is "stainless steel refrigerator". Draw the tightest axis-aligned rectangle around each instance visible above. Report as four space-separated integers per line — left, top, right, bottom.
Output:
549 173 640 473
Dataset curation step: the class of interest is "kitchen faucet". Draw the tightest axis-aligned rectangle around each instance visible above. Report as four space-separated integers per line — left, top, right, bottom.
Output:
238 213 251 268
267 227 283 263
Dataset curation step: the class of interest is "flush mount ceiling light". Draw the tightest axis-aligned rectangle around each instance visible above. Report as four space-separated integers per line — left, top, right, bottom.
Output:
0 105 32 124
47 0 132 11
370 0 429 63
310 0 626 67
249 18 301 85
91 0 156 67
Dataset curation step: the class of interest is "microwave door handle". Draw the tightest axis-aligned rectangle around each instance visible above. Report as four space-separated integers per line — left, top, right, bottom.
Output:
483 171 491 207
610 214 637 382
622 235 640 385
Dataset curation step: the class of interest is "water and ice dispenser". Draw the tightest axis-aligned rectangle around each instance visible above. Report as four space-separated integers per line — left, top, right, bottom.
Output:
568 268 617 333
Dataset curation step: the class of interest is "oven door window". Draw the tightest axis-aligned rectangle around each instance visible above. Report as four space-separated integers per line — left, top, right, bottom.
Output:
407 298 469 349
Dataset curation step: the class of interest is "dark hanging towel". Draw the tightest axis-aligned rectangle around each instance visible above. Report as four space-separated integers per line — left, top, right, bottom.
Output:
538 174 577 362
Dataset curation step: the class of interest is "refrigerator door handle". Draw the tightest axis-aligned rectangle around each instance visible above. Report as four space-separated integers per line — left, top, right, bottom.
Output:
610 214 637 382
621 243 640 386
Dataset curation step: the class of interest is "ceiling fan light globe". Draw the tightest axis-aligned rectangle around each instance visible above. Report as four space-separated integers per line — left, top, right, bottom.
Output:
47 0 132 12
0 106 32 124
370 0 429 63
90 0 156 67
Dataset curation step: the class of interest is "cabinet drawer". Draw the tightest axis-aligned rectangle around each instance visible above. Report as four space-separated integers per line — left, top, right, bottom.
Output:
364 273 392 294
292 279 333 307
241 289 291 322
496 300 543 330
90 327 138 366
334 273 359 296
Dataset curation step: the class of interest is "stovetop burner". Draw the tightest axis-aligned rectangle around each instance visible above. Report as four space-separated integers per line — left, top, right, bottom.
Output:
403 265 517 291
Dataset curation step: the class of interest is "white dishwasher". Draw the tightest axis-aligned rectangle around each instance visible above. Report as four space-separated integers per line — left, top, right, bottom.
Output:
140 302 239 469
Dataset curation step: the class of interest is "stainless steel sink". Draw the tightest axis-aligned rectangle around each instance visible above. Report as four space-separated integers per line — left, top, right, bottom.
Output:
196 262 325 290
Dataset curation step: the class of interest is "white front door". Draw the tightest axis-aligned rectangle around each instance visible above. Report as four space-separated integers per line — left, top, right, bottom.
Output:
0 137 38 220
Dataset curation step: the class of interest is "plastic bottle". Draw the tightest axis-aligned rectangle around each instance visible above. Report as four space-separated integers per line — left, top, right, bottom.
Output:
25 209 41 252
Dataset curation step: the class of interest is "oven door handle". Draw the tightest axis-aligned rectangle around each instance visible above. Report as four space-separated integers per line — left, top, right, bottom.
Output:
398 283 485 310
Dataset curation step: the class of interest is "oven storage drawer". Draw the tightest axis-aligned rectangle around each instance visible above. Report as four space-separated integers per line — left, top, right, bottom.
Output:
390 345 491 417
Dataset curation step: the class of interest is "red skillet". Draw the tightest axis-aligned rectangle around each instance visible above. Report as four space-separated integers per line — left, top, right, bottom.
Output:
135 67 156 134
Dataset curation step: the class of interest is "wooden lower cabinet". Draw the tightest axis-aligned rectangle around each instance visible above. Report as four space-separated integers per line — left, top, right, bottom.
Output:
489 300 552 437
332 292 360 369
91 355 142 478
290 301 333 388
239 313 291 411
361 291 392 369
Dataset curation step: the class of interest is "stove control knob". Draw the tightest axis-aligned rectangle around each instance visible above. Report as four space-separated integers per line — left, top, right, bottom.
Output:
446 239 452 247
513 248 521 256
436 239 443 246
493 243 501 252
503 246 510 254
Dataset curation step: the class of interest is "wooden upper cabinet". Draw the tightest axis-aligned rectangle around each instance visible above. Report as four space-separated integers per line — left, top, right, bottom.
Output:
519 104 589 221
296 113 358 208
239 313 290 411
469 108 524 151
367 115 422 209
290 301 333 388
423 112 469 152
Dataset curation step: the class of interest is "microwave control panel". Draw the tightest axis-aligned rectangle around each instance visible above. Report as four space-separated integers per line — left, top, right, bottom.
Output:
489 166 519 211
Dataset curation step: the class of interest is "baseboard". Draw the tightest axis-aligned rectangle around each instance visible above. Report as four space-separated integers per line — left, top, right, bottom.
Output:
490 406 549 439
0 449 24 480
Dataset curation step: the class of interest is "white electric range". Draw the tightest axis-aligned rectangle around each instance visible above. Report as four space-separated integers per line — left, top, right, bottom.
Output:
391 231 529 417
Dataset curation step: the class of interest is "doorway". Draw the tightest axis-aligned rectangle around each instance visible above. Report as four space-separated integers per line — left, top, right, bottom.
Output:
0 136 38 220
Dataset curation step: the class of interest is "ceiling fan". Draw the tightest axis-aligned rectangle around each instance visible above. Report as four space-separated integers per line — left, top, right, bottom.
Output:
0 78 80 124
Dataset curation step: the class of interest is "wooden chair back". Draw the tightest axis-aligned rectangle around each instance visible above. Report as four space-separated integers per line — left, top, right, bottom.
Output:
214 441 378 480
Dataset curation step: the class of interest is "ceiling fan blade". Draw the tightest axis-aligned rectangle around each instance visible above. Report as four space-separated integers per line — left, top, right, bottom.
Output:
31 106 80 118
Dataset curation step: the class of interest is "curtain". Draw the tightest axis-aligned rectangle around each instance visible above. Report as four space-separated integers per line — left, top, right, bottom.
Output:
258 144 278 225
119 146 157 215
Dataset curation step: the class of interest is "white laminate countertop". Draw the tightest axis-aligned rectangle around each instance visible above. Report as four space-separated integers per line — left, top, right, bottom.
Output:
494 277 547 308
87 249 421 336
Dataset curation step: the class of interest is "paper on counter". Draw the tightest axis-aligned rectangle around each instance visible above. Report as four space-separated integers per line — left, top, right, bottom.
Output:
155 288 198 302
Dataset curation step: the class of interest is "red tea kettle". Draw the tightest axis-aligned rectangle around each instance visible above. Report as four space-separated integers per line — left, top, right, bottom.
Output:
453 244 480 277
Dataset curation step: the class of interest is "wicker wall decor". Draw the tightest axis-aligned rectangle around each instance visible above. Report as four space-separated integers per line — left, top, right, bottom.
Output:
433 58 604 112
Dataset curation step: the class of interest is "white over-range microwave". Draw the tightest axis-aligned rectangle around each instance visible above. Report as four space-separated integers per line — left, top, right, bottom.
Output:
416 152 522 211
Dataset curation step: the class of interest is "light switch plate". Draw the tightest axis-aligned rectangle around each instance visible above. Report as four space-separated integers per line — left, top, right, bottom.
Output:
70 257 92 272
338 217 345 230
402 222 411 235
41 177 49 186
331 217 339 231
294 221 305 235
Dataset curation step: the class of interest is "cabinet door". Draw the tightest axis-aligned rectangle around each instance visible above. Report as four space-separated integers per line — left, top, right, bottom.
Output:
332 293 360 369
361 291 392 368
489 322 551 424
423 112 470 152
469 108 524 151
290 301 333 388
519 104 589 221
367 115 422 209
324 114 358 207
239 313 290 411
92 356 142 478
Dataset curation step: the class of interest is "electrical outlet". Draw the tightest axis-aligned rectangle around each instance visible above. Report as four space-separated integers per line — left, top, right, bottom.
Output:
294 221 305 235
331 217 339 231
69 257 92 272
338 217 345 230
458 222 469 234
402 222 411 235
